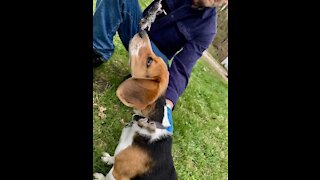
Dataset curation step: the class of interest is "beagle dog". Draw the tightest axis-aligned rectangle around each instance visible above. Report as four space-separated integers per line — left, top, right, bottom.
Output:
93 30 177 180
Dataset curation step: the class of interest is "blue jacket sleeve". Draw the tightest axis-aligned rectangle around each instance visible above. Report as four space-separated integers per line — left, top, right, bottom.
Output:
165 33 215 106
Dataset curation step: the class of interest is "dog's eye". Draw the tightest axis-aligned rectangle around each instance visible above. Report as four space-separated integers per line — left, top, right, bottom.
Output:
147 57 153 67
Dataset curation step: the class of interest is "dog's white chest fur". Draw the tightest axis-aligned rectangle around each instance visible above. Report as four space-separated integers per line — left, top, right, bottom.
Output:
114 125 136 156
114 118 171 156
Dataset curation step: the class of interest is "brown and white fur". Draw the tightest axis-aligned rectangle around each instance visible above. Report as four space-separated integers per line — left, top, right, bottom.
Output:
93 30 177 180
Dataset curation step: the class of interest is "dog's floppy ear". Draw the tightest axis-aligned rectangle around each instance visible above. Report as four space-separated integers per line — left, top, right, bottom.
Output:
116 78 162 110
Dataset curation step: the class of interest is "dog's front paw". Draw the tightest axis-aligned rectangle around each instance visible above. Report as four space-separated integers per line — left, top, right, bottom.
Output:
101 152 115 165
93 172 106 180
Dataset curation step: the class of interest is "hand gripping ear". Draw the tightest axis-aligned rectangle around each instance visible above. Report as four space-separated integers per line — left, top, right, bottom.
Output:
116 78 161 110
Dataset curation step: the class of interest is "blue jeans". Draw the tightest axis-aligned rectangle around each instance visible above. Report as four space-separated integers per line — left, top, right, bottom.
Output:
93 0 169 66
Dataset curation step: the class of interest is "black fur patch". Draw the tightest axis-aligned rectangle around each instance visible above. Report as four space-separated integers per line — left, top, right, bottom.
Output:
133 114 146 121
147 96 166 124
131 135 177 180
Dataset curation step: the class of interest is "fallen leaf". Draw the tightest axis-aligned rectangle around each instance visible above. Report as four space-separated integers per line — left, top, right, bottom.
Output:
98 106 107 119
120 119 126 125
98 112 106 119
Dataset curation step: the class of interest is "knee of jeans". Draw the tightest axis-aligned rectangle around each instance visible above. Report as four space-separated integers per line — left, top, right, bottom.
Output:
93 46 114 62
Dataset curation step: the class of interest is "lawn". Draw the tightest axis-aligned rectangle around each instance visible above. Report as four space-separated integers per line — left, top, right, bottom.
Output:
93 0 228 179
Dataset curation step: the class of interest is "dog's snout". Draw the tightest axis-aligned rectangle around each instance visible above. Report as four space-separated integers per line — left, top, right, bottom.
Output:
138 30 147 38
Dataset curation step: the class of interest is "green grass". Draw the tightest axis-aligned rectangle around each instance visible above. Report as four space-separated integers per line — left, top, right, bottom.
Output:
93 1 228 179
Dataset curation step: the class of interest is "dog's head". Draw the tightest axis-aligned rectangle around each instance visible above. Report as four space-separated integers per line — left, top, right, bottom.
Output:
116 30 169 111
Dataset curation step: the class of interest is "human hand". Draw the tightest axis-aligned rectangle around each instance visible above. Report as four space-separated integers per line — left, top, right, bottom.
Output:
166 99 174 109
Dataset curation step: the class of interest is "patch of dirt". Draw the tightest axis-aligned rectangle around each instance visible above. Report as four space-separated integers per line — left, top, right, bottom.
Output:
93 93 107 120
202 51 228 83
211 6 228 63
93 76 112 93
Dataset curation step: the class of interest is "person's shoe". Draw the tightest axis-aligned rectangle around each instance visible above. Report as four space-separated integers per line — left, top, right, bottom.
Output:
93 49 104 68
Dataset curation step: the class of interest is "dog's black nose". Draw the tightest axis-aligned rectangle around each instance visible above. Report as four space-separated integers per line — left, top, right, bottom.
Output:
138 30 147 38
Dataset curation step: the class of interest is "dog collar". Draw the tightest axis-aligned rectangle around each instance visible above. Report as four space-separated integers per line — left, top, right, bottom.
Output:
150 119 173 134
153 121 168 129
163 105 173 134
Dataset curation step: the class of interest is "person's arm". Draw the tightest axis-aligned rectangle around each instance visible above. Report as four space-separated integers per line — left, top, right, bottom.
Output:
165 33 215 108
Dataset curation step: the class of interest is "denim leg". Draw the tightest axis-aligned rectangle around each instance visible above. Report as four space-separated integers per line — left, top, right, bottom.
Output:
117 0 143 51
95 0 102 7
93 0 169 67
93 0 124 61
